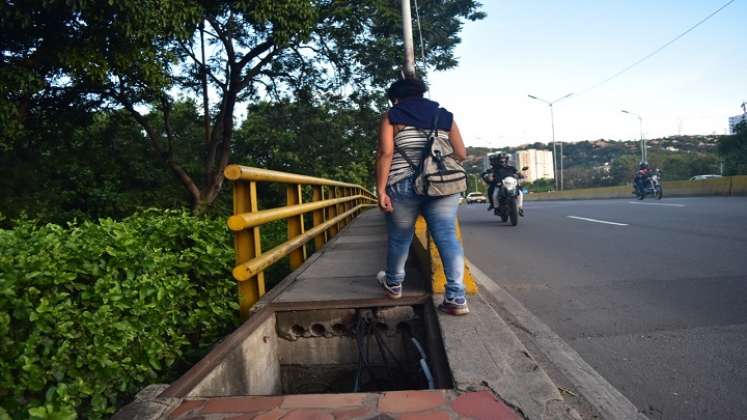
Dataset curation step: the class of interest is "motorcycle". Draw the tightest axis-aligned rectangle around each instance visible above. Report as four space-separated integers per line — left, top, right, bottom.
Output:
634 169 663 200
483 171 524 226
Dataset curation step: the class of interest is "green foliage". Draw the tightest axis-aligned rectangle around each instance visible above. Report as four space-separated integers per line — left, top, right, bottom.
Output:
648 151 719 180
609 155 639 185
524 178 555 193
719 121 747 175
0 210 240 419
2 0 484 213
234 94 378 189
0 108 195 224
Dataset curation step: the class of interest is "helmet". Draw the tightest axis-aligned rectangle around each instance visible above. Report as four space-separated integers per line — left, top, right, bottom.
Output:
639 161 649 170
488 153 500 166
496 152 509 166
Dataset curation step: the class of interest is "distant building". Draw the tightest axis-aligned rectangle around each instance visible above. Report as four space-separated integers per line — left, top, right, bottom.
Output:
513 149 555 183
729 114 746 134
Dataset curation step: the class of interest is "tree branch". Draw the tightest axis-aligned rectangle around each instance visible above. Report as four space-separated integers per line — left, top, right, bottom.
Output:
237 39 274 69
160 96 175 155
239 48 279 90
176 40 227 92
206 15 235 62
116 93 201 202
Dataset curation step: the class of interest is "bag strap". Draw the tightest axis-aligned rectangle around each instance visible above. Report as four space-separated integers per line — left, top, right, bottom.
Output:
393 109 441 172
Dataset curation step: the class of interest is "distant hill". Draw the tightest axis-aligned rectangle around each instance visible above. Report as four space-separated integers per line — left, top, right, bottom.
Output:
466 135 725 189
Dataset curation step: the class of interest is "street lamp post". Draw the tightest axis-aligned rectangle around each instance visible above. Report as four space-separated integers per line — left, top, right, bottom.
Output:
528 93 574 191
400 0 417 79
621 110 645 162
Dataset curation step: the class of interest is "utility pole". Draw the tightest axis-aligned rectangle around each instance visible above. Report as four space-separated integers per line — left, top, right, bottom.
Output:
528 93 574 191
621 110 645 162
401 0 417 79
199 21 210 143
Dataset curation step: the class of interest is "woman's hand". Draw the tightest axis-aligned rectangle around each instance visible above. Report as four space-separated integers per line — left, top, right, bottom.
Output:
378 192 394 213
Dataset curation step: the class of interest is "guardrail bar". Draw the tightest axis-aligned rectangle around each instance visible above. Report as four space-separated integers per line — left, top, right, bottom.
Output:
232 203 374 281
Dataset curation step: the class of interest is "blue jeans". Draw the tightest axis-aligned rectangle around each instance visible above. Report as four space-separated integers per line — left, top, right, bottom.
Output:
384 177 465 300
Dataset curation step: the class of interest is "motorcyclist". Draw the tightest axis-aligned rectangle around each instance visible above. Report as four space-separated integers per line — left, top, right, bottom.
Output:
634 161 655 195
481 152 524 216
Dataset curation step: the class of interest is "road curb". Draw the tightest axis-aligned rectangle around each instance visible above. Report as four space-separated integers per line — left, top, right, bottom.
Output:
467 260 650 420
412 216 479 295
432 272 582 419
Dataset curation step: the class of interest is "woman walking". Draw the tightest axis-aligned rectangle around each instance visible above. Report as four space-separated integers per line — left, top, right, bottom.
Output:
376 78 469 315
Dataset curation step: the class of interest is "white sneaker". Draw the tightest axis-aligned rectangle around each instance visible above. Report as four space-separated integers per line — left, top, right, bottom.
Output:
377 271 402 299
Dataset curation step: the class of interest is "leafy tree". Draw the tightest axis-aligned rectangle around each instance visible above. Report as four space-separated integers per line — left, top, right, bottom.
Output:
2 0 485 214
647 151 719 180
609 154 638 185
563 165 614 189
524 178 554 192
234 91 379 186
719 120 747 175
0 104 203 223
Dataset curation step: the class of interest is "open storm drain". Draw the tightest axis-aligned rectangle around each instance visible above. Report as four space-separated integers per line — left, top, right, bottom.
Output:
277 306 443 394
180 303 451 397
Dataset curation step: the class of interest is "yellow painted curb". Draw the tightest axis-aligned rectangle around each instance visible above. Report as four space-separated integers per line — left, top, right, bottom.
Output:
731 175 747 195
414 216 478 295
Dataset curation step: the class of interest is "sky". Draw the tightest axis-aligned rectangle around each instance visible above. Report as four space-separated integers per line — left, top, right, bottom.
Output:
425 0 747 148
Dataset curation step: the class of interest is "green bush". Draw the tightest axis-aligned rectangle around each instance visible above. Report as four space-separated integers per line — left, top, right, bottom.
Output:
0 210 240 419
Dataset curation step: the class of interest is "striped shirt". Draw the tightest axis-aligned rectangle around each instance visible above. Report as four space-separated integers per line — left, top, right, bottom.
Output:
388 126 450 186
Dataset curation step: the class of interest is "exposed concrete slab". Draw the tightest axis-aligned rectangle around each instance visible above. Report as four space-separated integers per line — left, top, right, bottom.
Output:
434 293 581 420
188 315 280 397
331 234 388 244
298 248 386 278
112 385 180 420
275 211 427 304
330 240 388 251
341 226 388 236
275 272 426 304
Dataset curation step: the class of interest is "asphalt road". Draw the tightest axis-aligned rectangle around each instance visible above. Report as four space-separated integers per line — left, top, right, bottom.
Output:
458 197 747 420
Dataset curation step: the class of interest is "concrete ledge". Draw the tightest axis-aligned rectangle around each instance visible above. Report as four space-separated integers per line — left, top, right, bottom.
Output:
526 175 747 201
112 385 180 420
434 291 581 420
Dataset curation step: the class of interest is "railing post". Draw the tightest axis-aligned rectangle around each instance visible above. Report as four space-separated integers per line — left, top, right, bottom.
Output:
328 186 338 237
334 186 344 231
340 187 347 227
345 187 352 224
312 185 326 250
287 184 306 269
355 187 361 216
233 181 264 319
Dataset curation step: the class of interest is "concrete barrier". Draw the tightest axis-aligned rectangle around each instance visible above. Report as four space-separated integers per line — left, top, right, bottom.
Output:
729 175 747 195
665 177 731 197
526 176 747 201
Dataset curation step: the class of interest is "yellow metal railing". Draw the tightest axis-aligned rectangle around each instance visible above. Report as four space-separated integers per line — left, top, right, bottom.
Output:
224 164 377 318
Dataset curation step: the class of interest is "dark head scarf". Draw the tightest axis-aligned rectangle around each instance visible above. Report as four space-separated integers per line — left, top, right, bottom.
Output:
386 79 453 131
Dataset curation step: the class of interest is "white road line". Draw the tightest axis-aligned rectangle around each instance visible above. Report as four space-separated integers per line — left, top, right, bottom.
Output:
567 216 628 226
627 201 685 207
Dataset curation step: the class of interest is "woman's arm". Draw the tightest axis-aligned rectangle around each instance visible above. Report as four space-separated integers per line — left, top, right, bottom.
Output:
449 120 467 161
376 113 394 212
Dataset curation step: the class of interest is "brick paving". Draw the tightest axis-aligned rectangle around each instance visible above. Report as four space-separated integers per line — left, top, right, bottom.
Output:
166 389 522 420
